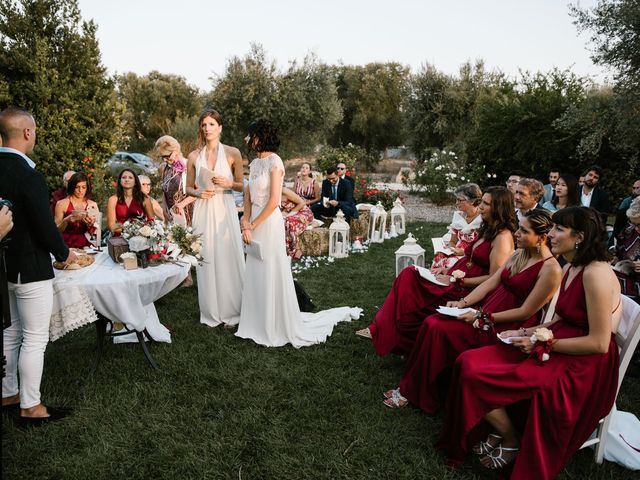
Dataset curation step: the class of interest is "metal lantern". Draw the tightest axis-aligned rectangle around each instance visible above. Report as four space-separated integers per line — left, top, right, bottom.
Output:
369 201 387 243
329 210 350 258
390 198 406 236
395 233 425 277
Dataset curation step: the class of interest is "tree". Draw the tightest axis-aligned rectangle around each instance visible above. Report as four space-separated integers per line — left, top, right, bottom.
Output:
0 0 121 189
331 63 409 163
208 44 342 159
466 69 590 183
116 71 202 152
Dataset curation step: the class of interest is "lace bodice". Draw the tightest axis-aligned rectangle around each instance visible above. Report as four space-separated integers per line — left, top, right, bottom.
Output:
249 154 284 208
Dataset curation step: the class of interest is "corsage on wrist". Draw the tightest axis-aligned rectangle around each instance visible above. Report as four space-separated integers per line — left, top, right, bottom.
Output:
450 269 465 289
529 327 554 363
472 307 494 332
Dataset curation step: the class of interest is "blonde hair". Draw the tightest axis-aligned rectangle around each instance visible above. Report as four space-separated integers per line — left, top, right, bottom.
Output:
154 135 181 158
505 209 553 276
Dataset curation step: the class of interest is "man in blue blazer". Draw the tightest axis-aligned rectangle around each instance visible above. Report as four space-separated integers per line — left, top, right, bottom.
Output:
0 107 76 426
311 166 358 222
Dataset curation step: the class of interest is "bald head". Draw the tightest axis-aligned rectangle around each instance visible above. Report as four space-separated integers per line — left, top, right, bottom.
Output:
0 107 37 155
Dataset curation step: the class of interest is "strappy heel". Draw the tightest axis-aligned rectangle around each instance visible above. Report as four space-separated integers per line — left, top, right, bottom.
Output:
482 444 519 469
472 433 502 455
383 389 408 408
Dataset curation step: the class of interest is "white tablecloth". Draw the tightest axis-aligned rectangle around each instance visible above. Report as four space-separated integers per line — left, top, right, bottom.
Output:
52 251 190 343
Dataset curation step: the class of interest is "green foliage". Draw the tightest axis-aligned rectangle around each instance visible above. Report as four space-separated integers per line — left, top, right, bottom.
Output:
116 71 202 153
208 44 341 159
330 63 409 163
315 143 366 174
0 0 121 189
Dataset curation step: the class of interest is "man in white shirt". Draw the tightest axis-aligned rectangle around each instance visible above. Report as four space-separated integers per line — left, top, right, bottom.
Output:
515 178 544 222
580 165 609 223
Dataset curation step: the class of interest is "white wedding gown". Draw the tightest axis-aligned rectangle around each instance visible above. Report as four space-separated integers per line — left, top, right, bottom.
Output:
192 144 245 327
236 154 361 347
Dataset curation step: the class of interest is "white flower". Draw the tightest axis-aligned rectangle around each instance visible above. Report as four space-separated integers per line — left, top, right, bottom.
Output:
190 241 201 254
128 236 149 252
138 225 153 237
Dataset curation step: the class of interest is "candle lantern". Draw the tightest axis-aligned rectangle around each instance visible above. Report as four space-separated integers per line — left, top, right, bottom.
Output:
390 198 406 235
394 233 425 277
369 201 387 243
329 210 350 258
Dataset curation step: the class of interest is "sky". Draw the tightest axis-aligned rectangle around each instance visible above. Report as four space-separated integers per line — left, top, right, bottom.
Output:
77 0 607 92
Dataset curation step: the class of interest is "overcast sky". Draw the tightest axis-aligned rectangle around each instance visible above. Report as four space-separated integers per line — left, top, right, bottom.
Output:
77 0 607 91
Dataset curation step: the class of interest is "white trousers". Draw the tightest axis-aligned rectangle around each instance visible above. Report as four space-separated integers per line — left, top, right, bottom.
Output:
3 279 53 408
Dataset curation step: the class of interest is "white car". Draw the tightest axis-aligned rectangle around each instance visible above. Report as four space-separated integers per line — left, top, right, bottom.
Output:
108 151 158 174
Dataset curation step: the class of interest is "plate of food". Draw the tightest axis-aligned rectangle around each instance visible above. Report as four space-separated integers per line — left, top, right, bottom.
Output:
53 251 95 270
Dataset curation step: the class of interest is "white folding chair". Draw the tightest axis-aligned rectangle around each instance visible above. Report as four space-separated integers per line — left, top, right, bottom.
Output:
579 295 640 463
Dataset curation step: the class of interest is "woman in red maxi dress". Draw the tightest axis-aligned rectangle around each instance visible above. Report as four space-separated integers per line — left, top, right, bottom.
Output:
357 186 517 357
437 207 622 479
106 168 155 233
384 209 562 411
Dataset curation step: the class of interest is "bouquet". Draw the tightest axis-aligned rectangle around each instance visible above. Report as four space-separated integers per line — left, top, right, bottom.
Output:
121 218 166 254
529 327 554 363
165 224 204 266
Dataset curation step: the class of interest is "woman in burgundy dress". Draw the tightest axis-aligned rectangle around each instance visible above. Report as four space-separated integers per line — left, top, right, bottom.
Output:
438 207 622 479
384 209 562 411
54 172 99 248
356 186 517 357
106 168 155 232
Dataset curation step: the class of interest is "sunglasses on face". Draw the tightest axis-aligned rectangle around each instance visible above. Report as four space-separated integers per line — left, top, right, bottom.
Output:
337 167 346 170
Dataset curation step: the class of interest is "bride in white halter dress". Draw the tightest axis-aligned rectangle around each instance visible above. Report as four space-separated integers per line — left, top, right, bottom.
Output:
190 142 245 327
236 123 361 347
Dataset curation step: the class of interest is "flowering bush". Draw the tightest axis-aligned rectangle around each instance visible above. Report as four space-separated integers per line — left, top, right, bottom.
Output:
351 172 400 210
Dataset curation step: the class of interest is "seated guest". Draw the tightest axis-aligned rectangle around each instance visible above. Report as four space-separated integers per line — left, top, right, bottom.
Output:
432 183 483 270
505 170 526 196
281 187 314 260
383 210 561 411
337 162 355 188
514 178 544 221
154 135 195 224
138 174 164 222
294 162 320 207
54 172 99 248
50 170 75 215
106 168 155 232
541 173 581 212
438 207 621 478
612 197 640 299
580 165 609 223
356 186 516 356
311 166 358 222
541 167 560 204
613 178 640 239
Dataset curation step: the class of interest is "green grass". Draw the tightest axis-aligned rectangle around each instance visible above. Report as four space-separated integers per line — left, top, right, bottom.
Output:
3 222 639 479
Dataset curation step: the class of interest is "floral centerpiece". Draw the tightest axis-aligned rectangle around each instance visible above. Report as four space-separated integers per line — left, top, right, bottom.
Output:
165 224 204 266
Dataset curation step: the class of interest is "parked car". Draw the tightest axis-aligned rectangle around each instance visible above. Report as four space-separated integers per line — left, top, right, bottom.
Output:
107 151 158 174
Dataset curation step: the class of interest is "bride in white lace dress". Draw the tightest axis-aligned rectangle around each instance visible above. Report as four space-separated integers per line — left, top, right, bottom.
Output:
236 120 361 347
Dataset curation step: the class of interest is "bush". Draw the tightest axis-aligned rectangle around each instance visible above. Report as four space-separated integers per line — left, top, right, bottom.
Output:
406 149 489 205
351 172 400 210
315 144 367 174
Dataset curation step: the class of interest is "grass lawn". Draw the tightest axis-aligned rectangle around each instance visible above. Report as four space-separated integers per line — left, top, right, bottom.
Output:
3 221 638 479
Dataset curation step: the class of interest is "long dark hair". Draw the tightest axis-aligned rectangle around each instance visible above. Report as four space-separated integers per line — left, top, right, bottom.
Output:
553 173 580 208
551 206 611 266
246 119 280 153
116 168 145 205
66 172 93 199
196 108 223 149
477 186 518 241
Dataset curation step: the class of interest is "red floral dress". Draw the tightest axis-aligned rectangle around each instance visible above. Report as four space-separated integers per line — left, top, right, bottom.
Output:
431 211 482 270
281 199 314 259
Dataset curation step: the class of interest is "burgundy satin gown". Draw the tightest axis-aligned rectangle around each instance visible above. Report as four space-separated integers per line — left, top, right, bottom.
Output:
399 258 551 414
61 201 91 248
115 198 146 224
369 237 492 356
437 268 619 480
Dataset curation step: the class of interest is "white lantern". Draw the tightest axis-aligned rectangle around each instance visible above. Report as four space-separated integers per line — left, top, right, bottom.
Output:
329 210 350 258
390 198 406 235
369 201 387 243
395 233 425 277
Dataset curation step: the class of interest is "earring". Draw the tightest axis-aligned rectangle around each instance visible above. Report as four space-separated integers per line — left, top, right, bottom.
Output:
575 242 580 250
536 243 541 254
